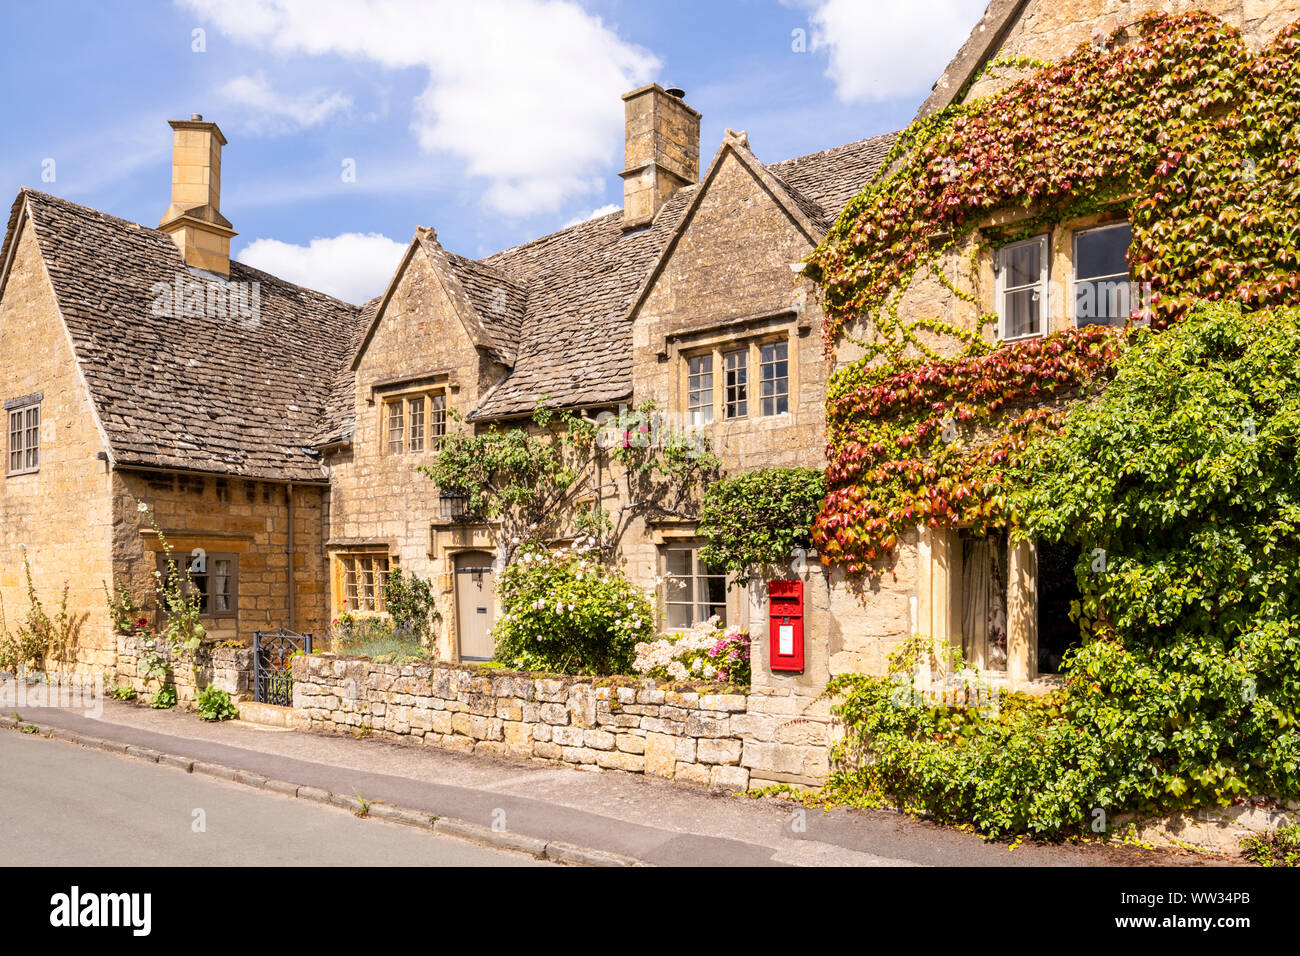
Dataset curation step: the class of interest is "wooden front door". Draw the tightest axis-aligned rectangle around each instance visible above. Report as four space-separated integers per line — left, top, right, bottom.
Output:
454 551 496 660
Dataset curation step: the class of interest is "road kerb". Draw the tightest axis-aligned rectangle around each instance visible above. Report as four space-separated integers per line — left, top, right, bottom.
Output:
2 717 649 866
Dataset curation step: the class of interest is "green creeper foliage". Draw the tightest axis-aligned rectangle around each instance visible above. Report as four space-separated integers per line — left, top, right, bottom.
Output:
1009 302 1300 815
826 305 1300 836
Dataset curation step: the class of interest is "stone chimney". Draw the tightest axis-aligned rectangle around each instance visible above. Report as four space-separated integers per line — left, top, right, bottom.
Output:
158 115 236 277
619 85 700 232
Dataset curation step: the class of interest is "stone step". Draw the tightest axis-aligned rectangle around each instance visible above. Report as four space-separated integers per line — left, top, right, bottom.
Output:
237 701 296 730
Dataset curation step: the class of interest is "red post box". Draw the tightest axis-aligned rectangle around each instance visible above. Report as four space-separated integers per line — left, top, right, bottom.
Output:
768 580 804 672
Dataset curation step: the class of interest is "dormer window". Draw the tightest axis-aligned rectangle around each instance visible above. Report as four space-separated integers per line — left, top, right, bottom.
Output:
996 235 1049 340
682 335 792 423
723 349 748 419
687 355 714 426
759 341 789 416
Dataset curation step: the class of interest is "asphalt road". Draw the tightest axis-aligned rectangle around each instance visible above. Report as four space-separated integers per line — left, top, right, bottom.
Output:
0 731 546 866
9 701 1218 866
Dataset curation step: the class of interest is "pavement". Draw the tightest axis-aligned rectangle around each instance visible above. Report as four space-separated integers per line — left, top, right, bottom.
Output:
5 699 1229 867
0 730 546 866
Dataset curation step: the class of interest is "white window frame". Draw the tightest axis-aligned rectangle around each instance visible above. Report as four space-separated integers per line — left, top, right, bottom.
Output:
663 545 727 630
1072 221 1133 329
995 234 1050 341
722 348 748 420
686 354 714 427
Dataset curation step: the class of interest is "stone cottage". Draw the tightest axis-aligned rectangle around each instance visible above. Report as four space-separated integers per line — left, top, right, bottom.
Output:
0 118 360 672
829 0 1300 694
2 1 1293 758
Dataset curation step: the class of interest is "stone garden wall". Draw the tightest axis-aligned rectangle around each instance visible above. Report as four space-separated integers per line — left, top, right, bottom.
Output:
112 633 253 703
292 654 835 792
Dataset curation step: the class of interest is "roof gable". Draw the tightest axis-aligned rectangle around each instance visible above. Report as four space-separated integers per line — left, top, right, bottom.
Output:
5 189 365 481
913 0 1029 121
623 130 835 327
349 229 525 374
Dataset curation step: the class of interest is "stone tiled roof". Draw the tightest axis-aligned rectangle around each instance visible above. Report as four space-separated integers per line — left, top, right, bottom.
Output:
766 131 898 217
312 295 380 448
444 251 526 366
471 187 696 419
3 189 367 481
469 130 899 420
4 128 900 469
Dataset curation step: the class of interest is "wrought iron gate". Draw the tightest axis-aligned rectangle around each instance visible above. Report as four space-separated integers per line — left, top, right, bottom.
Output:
253 629 313 706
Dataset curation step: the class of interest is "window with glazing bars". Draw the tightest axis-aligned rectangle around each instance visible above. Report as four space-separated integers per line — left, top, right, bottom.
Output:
340 552 389 612
664 546 726 628
386 400 404 454
759 341 789 416
723 349 748 419
687 355 714 426
7 403 39 475
408 396 425 452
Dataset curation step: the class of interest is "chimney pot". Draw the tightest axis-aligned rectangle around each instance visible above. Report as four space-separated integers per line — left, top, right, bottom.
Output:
191 113 203 121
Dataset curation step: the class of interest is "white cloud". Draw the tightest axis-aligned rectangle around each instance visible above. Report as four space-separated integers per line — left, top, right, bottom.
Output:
805 0 989 104
178 0 660 216
220 73 352 133
562 202 619 228
237 232 408 304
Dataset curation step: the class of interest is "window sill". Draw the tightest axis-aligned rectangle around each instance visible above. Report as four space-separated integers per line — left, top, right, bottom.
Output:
5 468 39 477
998 330 1046 344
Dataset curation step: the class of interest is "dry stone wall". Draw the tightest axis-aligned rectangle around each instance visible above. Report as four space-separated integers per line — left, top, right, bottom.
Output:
112 633 253 703
292 654 836 791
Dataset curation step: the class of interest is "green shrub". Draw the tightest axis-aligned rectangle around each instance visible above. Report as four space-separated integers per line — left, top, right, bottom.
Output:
382 568 440 642
150 684 177 709
1011 303 1300 816
825 304 1300 837
698 468 825 585
110 684 137 701
493 540 653 675
196 685 238 722
821 638 1088 836
1242 821 1300 867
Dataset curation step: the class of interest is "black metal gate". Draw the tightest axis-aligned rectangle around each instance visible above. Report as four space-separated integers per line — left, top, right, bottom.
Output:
253 629 313 706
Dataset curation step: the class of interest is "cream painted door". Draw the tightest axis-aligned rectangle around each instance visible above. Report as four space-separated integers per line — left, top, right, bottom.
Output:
454 551 496 660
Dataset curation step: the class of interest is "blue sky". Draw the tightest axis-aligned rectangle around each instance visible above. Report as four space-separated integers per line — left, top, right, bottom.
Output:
0 0 988 304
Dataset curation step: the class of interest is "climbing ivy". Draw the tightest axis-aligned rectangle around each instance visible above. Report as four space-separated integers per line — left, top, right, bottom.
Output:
807 12 1300 577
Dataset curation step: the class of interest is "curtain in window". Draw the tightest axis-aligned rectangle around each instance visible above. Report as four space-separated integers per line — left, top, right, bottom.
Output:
961 535 1008 670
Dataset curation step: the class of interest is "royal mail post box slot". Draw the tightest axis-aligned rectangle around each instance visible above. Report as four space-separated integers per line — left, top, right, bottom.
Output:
768 580 804 672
